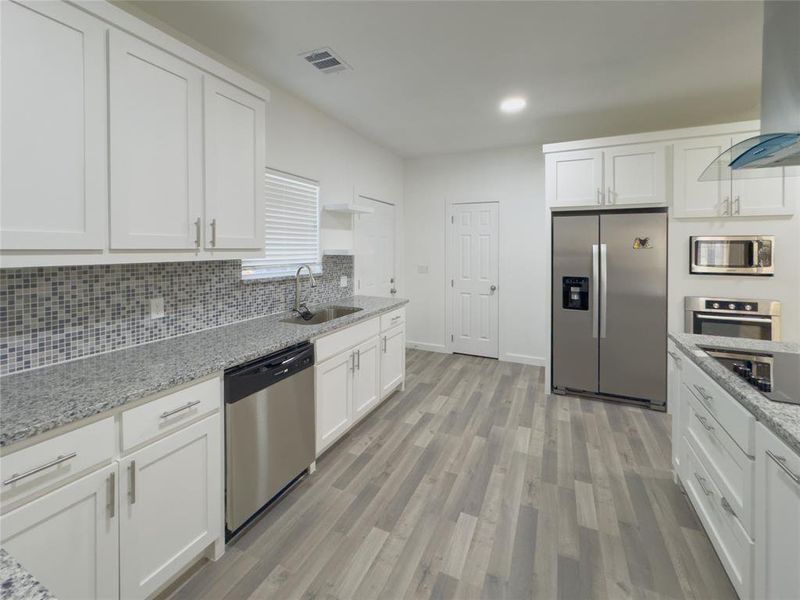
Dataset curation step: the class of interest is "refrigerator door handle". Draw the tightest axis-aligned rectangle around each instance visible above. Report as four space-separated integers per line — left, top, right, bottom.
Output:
600 243 608 338
592 244 599 338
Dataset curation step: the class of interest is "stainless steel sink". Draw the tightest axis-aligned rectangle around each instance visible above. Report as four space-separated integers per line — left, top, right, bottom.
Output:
280 306 363 325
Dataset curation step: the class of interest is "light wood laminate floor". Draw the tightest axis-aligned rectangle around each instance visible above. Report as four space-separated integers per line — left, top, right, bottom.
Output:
172 350 736 600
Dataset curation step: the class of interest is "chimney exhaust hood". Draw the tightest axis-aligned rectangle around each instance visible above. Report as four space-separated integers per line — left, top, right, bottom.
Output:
699 1 800 181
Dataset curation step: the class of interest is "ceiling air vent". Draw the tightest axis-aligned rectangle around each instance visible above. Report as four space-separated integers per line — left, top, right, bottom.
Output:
301 47 350 74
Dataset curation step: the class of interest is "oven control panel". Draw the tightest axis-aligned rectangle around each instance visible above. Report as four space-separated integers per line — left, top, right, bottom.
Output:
704 300 757 312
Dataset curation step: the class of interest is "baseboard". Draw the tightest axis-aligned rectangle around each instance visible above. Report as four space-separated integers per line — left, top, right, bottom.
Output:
406 341 449 353
500 352 546 367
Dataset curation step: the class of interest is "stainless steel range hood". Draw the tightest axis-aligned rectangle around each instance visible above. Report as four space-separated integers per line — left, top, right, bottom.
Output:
700 1 800 181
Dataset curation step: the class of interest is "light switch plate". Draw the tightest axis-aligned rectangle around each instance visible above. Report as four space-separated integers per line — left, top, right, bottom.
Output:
150 297 165 319
339 275 348 288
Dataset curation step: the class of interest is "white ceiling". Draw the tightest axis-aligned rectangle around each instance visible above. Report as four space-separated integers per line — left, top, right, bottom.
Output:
130 0 764 157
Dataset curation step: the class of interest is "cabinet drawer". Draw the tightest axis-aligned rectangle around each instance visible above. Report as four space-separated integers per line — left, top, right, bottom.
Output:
315 317 380 363
685 388 754 536
380 308 405 332
1 417 115 509
682 437 753 600
681 356 754 455
121 378 220 452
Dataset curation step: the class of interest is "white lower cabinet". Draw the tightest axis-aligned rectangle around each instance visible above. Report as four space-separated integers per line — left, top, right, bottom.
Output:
315 311 406 455
754 423 800 600
667 341 684 473
381 324 406 398
0 464 119 600
119 414 221 600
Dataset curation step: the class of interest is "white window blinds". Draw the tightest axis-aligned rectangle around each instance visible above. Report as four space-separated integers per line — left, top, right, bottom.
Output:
242 169 321 280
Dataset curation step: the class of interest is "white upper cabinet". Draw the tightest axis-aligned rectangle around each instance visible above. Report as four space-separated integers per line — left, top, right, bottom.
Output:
108 31 203 250
0 0 106 250
673 135 731 218
546 150 604 208
203 76 266 250
604 143 667 206
730 133 798 217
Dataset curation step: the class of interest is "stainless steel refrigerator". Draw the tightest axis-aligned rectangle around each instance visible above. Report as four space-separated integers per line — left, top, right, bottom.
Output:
551 209 667 409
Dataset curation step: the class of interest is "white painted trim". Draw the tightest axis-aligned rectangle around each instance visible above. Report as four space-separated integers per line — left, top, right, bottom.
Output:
542 120 760 154
68 1 270 101
406 341 448 354
500 353 546 367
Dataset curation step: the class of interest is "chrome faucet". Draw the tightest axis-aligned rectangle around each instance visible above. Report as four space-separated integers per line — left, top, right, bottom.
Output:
294 264 317 312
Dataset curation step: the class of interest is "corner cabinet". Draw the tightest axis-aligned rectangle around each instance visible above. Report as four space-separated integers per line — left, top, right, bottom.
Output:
546 143 667 209
315 309 406 455
754 423 800 600
0 0 268 267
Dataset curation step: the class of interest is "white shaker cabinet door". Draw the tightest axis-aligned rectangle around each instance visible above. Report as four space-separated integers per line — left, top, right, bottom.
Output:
0 0 106 250
0 464 119 600
315 351 353 455
119 414 221 600
546 150 604 208
672 136 732 218
754 423 800 600
731 133 797 217
667 342 684 473
352 336 381 421
381 324 405 398
604 143 667 206
204 76 266 250
108 30 203 250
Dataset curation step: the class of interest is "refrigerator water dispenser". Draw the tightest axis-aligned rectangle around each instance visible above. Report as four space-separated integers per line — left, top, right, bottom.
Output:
562 277 589 310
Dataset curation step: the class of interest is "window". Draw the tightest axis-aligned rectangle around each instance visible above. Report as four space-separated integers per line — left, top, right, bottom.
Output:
242 169 321 280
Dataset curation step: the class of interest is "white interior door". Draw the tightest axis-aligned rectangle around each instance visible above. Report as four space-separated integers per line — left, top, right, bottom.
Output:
449 202 499 358
355 197 396 297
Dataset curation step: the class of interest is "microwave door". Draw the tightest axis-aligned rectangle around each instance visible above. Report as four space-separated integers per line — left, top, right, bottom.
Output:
694 313 774 340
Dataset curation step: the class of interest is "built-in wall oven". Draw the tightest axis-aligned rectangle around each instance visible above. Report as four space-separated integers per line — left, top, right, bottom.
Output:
689 235 774 275
685 296 781 341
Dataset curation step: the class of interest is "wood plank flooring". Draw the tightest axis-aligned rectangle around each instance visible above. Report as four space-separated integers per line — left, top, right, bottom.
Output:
171 350 736 600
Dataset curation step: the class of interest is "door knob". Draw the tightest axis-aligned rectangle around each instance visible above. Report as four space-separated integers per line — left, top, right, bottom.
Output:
490 285 497 292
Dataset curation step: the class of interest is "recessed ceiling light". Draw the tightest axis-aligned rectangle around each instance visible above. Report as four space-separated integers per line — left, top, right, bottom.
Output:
500 96 527 114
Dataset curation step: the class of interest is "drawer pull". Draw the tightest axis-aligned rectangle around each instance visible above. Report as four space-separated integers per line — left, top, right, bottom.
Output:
667 351 681 364
129 461 136 504
108 471 116 518
382 336 387 353
767 450 800 485
694 472 713 497
160 400 201 419
2 452 78 486
695 414 715 432
693 384 713 403
391 315 402 323
720 496 736 517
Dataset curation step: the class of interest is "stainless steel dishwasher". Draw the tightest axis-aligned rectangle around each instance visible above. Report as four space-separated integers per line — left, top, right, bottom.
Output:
224 341 315 537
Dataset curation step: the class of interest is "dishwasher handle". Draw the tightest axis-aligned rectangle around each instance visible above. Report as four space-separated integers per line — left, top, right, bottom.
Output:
225 342 314 404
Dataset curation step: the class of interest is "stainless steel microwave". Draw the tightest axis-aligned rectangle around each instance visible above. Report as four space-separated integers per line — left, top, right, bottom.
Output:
690 235 774 275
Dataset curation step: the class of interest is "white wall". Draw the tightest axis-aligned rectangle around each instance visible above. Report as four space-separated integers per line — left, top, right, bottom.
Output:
669 214 800 342
403 146 547 364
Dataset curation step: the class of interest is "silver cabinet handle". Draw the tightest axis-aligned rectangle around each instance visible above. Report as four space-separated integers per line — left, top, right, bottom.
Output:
766 450 800 485
599 243 608 338
391 315 402 323
722 196 730 216
160 400 201 419
356 349 361 370
667 350 681 365
734 196 741 215
2 452 78 486
350 352 356 371
693 384 712 403
607 187 614 204
489 285 497 293
194 217 201 247
695 413 714 432
694 473 713 497
382 336 387 353
210 218 217 247
592 244 599 339
108 471 116 518
720 496 736 516
596 188 602 205
129 461 136 504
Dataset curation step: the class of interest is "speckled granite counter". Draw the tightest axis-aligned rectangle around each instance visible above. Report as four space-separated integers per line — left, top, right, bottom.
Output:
0 549 54 600
670 332 800 454
0 296 408 448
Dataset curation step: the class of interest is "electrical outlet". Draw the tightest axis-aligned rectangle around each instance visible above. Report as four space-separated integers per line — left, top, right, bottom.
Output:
150 297 165 319
339 275 348 288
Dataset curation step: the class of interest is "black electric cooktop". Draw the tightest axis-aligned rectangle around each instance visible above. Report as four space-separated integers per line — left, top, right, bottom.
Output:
700 346 800 406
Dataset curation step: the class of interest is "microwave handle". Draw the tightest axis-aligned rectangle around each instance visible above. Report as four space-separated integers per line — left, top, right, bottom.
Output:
752 240 761 266
696 314 772 324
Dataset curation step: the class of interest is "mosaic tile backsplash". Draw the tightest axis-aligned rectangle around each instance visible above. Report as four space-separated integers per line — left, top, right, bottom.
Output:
0 256 353 375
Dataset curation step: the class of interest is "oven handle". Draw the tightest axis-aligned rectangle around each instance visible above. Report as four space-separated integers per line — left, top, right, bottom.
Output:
696 314 772 324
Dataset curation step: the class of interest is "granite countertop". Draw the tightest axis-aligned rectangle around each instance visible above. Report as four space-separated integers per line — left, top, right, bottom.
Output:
0 549 55 600
0 296 408 448
670 332 800 454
